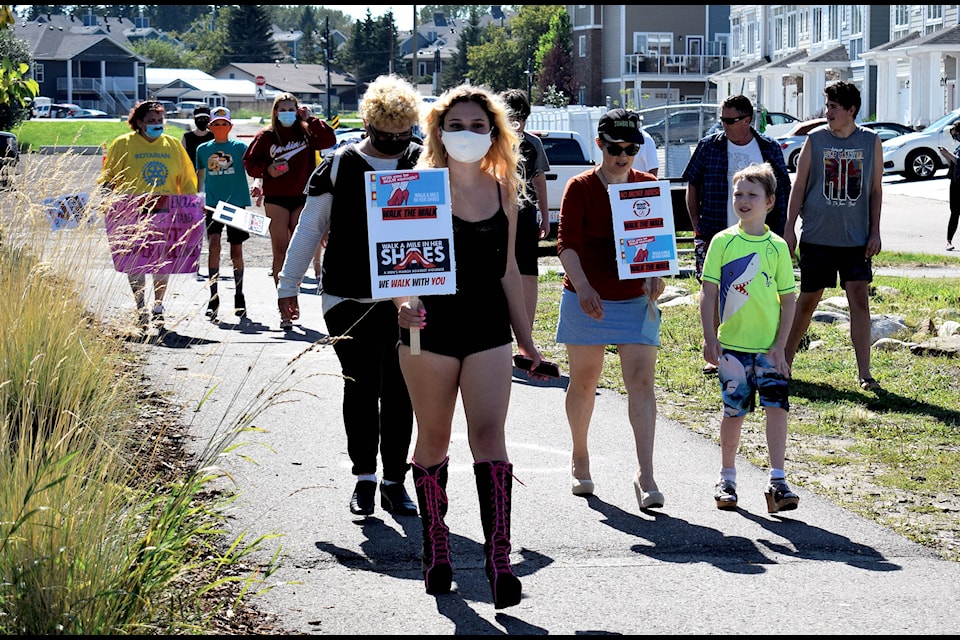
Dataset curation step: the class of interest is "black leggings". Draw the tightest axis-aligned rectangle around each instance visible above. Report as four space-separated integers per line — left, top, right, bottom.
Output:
949 177 960 243
323 300 413 482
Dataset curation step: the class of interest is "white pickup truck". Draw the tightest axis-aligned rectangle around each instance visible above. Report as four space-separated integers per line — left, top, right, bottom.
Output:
531 130 693 237
529 130 595 226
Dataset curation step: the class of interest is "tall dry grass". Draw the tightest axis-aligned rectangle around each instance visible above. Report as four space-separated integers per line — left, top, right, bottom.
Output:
0 152 280 633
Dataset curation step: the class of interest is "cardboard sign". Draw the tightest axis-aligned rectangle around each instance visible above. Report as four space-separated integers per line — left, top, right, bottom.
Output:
364 168 456 298
103 194 204 274
45 193 93 230
211 200 269 236
609 180 679 278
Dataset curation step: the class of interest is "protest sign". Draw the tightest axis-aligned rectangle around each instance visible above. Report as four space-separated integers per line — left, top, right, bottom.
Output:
211 200 269 236
44 193 92 230
609 180 679 279
103 194 204 274
364 168 456 298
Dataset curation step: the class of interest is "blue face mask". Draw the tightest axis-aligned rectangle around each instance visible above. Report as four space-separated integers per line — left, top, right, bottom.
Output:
277 112 297 127
145 124 164 138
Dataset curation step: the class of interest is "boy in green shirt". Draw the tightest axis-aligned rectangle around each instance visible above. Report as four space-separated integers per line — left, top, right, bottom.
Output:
699 162 799 513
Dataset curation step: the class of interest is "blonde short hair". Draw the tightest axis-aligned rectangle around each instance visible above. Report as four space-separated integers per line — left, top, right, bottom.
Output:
732 162 777 201
358 75 422 131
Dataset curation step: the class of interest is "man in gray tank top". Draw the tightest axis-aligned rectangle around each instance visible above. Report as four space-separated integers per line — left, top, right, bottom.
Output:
781 81 884 392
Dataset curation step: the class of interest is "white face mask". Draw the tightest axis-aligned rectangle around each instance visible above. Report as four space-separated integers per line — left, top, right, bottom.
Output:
441 130 492 164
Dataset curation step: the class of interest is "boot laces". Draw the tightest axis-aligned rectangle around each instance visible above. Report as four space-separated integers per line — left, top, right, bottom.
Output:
416 473 450 565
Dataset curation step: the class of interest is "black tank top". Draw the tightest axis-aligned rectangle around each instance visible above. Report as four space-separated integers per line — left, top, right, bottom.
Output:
451 188 508 293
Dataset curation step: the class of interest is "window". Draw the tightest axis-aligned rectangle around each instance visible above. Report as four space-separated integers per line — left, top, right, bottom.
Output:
579 35 586 58
787 11 797 49
850 6 863 36
893 5 910 40
924 4 943 35
812 7 823 44
33 63 43 83
634 32 673 58
828 5 840 41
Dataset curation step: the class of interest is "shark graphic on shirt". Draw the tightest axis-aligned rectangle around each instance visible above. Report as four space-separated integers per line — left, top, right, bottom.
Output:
719 252 759 323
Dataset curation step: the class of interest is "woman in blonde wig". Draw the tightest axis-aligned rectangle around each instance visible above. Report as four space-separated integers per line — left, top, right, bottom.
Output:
395 84 545 609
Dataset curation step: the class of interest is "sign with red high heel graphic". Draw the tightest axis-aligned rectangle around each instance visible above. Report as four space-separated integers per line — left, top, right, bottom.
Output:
364 168 456 297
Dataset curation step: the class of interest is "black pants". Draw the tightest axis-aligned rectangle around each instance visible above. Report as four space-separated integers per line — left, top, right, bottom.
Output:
324 300 413 482
950 176 960 243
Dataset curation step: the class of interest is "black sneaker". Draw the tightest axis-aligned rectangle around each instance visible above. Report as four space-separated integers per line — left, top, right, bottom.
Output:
380 482 418 516
765 479 799 513
349 480 376 516
714 479 738 510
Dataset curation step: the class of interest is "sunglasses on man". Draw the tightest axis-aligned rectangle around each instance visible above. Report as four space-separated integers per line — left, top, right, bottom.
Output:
605 143 640 156
720 115 749 125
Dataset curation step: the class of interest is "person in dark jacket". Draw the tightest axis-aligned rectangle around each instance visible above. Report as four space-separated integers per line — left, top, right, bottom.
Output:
276 75 422 521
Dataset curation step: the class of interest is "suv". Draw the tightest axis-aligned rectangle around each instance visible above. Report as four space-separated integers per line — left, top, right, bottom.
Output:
157 100 180 117
882 109 960 181
178 101 208 117
643 110 718 147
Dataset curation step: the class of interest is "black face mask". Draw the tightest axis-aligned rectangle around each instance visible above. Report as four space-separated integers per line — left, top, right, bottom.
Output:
367 126 412 156
194 116 210 129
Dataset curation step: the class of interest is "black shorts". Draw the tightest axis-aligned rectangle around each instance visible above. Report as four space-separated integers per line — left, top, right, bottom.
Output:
205 211 250 244
797 241 872 292
264 194 307 211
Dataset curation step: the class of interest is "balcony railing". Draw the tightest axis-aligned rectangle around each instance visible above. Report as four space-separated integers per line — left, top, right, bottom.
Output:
625 53 728 76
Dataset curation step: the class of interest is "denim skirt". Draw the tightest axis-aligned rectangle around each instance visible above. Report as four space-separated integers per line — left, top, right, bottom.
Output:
555 288 661 346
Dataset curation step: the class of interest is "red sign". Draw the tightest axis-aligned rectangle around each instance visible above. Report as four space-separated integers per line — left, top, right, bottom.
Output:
254 75 266 86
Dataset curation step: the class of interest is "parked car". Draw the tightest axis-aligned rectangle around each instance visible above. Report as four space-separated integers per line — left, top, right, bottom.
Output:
157 100 179 117
643 110 718 147
67 108 111 119
863 121 915 142
177 101 208 118
49 103 81 119
775 118 828 172
761 111 802 138
882 109 960 181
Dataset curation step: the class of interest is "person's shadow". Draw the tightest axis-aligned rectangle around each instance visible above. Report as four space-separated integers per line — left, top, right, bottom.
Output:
314 514 552 631
585 495 901 573
584 496 771 574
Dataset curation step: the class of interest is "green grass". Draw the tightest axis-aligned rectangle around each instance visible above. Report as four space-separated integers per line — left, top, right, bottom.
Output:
531 259 960 560
14 113 362 152
0 160 282 632
14 120 131 152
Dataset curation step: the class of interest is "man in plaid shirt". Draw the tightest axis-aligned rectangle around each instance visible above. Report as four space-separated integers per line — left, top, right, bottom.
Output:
683 95 791 282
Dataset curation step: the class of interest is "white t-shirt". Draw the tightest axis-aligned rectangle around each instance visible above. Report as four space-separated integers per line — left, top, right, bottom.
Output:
726 136 763 226
632 129 659 174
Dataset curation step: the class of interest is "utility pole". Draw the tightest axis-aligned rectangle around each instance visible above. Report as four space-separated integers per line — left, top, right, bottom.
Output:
411 5 417 89
325 16 332 117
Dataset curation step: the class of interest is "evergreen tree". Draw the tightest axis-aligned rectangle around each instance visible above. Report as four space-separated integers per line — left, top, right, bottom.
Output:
343 10 397 86
297 7 320 65
224 5 278 63
441 6 482 90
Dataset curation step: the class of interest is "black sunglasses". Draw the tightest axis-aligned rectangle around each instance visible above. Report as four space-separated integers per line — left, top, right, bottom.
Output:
369 125 413 141
720 115 749 125
605 143 640 156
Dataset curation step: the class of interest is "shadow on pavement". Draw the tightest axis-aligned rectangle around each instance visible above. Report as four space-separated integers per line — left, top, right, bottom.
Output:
583 494 899 574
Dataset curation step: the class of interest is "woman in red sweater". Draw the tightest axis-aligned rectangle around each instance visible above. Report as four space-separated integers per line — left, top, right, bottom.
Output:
242 93 335 327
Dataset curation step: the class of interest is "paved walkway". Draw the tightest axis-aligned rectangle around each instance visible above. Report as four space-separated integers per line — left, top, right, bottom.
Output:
76 252 960 634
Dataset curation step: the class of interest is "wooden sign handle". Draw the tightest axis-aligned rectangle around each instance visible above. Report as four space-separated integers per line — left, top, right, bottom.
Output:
409 295 421 355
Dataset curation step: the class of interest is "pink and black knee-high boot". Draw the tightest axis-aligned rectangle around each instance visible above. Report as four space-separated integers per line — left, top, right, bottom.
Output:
412 457 451 594
474 460 521 609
